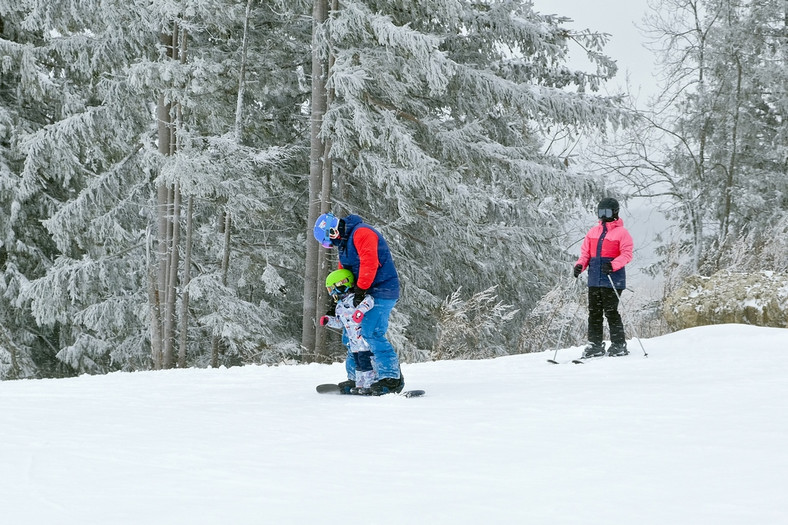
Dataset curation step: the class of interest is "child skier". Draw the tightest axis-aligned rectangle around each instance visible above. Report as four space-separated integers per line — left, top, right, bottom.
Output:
319 269 376 394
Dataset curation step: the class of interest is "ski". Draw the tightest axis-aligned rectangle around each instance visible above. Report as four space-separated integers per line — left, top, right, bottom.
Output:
316 383 425 398
573 356 605 364
549 353 631 365
573 353 632 363
547 356 602 364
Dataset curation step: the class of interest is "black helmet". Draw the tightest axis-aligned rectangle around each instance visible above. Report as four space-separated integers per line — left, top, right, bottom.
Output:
597 198 619 222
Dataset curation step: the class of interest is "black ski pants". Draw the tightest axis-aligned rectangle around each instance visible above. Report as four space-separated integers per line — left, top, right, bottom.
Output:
587 286 626 345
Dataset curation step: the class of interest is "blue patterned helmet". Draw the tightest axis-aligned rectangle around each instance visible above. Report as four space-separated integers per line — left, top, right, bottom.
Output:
313 213 340 248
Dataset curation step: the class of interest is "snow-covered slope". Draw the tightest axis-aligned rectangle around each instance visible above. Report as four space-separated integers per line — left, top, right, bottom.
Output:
1 324 786 524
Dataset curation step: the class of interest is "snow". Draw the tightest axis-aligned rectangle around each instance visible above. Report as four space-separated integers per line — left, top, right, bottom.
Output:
1 324 787 524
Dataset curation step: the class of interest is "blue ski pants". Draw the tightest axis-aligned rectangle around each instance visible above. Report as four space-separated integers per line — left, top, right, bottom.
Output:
345 297 400 380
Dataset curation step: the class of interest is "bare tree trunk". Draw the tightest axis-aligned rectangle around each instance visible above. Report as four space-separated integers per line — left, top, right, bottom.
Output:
151 23 184 369
718 54 742 247
211 210 233 368
178 196 194 368
0 322 21 379
689 201 704 273
302 0 330 361
313 3 338 360
153 89 171 369
235 0 252 141
163 181 181 368
313 145 331 358
147 225 163 369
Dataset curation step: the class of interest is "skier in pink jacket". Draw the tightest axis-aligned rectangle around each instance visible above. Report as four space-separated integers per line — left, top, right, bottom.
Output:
573 198 634 358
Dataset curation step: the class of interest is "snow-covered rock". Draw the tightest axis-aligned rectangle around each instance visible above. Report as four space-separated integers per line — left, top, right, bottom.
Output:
664 271 788 330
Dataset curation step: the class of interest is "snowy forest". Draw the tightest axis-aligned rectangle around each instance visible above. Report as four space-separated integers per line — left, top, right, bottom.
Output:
0 0 785 380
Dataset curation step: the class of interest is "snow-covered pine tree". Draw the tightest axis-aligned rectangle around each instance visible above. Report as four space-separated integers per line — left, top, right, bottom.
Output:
311 0 628 353
12 0 312 375
0 2 91 378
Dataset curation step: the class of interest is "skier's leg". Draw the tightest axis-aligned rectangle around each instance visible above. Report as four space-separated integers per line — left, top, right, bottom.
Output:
353 350 375 390
601 287 625 344
333 331 357 393
587 287 604 343
360 298 400 379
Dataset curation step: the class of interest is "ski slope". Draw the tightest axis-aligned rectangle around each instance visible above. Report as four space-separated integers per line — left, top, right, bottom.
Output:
1 324 786 524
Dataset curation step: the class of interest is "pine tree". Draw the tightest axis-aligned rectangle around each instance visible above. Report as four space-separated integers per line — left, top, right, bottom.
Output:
305 0 628 354
10 0 312 375
0 2 88 378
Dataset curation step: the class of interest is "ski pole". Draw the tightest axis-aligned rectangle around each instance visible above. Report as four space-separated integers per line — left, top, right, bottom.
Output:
547 278 583 364
606 273 648 357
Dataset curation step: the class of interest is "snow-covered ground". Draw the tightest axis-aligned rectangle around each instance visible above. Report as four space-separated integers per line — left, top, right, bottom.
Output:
1 324 786 524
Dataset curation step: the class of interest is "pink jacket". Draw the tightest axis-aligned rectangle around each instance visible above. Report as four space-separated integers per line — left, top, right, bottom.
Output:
575 219 633 289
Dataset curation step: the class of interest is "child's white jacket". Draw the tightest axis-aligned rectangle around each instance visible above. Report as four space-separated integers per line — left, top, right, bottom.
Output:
323 294 375 353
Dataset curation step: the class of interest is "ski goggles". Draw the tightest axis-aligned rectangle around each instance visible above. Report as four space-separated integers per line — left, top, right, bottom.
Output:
597 208 615 219
328 278 352 296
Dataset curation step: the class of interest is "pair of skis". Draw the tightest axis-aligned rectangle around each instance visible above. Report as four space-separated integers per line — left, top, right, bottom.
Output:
549 351 633 364
547 356 604 365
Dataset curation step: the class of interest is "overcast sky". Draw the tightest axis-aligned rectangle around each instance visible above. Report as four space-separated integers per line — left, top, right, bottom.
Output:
534 0 659 102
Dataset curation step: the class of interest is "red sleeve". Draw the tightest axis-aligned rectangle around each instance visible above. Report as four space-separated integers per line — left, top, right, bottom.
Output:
352 227 380 290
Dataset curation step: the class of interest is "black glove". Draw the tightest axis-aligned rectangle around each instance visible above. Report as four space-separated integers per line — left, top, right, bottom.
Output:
325 302 336 317
352 286 368 307
601 262 614 275
573 264 583 278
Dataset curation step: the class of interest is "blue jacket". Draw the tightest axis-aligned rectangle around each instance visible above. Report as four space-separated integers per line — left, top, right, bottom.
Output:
338 215 400 300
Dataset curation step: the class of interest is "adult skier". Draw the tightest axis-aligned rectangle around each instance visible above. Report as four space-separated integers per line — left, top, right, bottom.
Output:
320 269 376 393
313 212 403 394
573 198 634 358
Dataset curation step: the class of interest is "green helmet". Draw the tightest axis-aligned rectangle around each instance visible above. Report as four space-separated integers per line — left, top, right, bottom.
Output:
325 269 354 298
